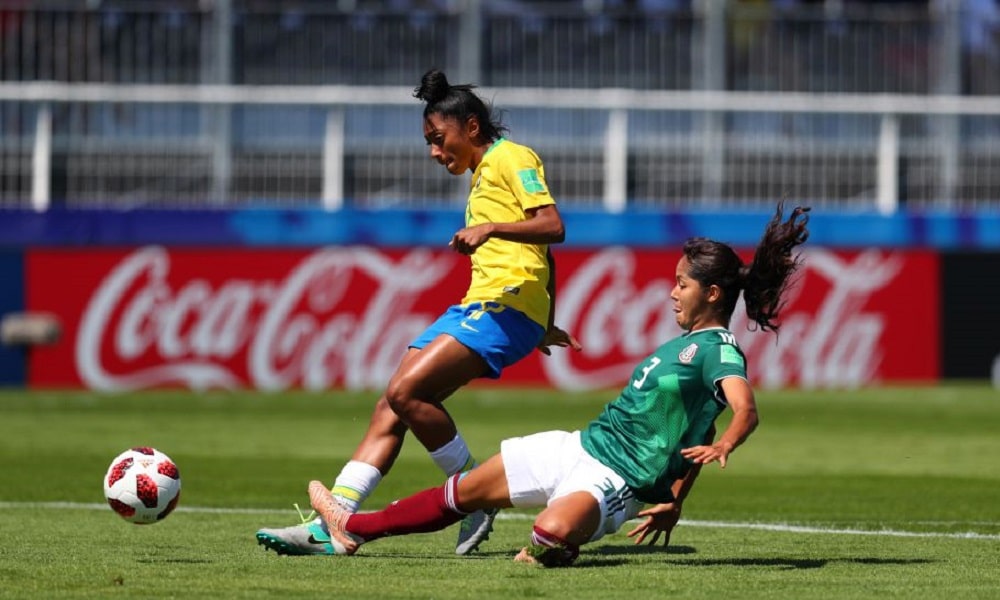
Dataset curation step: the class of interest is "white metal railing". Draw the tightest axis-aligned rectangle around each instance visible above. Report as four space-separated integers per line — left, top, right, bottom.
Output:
6 82 1000 214
0 1 977 95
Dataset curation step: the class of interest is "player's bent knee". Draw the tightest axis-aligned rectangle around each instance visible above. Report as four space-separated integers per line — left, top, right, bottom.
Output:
383 379 425 421
370 398 407 436
533 494 601 546
372 396 398 419
532 515 586 546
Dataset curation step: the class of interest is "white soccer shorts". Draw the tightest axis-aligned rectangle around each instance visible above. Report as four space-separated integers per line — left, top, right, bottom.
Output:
500 429 643 543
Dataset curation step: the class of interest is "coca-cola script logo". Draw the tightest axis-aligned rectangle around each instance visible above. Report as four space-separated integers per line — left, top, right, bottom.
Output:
76 246 457 391
70 246 928 392
541 247 908 390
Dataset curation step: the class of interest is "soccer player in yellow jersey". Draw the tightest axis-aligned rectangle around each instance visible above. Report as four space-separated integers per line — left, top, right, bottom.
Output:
257 69 580 556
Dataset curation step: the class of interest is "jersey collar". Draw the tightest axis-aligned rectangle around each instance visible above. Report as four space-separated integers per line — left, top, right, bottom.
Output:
471 138 506 180
684 326 729 337
483 137 505 158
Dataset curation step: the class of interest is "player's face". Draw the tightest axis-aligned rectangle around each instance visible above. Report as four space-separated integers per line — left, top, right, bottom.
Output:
423 113 478 175
670 256 711 331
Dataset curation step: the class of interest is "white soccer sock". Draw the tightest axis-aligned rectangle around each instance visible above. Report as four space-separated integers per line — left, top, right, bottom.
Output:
429 433 477 476
330 460 383 513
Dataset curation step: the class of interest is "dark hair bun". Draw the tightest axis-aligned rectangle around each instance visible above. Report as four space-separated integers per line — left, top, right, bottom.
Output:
414 68 450 104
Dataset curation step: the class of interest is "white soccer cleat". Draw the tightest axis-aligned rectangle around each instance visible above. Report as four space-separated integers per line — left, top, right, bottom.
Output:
257 519 345 556
455 508 498 555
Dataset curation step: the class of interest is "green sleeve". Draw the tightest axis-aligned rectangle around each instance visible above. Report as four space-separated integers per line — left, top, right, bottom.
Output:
701 343 747 392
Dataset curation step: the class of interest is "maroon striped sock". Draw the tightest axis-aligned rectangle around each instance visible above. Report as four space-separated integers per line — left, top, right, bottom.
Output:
527 525 580 567
345 475 464 541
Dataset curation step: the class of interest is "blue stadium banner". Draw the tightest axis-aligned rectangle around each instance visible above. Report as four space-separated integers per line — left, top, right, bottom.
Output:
2 207 1000 249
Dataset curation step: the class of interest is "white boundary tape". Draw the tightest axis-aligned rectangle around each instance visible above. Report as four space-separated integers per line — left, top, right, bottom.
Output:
2 501 998 541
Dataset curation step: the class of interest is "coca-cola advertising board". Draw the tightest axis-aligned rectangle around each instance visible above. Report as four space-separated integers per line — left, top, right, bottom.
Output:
25 246 939 391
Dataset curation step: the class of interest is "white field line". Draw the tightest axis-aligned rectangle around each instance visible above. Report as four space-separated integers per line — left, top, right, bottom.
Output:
675 519 1000 540
3 501 999 541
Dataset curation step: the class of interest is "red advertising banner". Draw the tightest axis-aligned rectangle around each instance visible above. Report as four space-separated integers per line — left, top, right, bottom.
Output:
26 246 939 391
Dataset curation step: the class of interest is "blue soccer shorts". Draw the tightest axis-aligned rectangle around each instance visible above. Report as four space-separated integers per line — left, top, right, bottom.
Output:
409 301 545 379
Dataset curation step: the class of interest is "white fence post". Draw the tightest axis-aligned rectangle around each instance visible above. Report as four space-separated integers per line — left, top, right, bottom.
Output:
932 0 962 205
697 0 727 202
31 103 52 212
322 107 346 211
457 0 483 85
877 113 900 216
210 0 233 205
603 107 628 214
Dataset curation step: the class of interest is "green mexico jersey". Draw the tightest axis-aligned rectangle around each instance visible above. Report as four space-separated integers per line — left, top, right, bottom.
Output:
580 327 748 504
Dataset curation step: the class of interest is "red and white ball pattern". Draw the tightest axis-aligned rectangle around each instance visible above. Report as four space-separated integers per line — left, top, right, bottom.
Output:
103 447 181 524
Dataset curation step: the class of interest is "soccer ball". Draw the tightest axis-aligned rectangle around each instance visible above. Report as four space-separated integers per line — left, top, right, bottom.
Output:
103 447 181 524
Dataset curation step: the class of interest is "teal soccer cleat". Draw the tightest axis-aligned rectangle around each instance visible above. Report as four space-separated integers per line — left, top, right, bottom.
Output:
256 520 340 556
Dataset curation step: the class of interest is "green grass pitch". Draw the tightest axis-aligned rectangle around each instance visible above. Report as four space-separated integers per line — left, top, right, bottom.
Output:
1 385 998 599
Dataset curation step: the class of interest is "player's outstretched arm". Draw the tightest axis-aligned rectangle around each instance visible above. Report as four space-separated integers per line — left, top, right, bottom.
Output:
450 204 565 254
536 246 581 355
626 438 709 548
627 501 680 547
681 378 758 468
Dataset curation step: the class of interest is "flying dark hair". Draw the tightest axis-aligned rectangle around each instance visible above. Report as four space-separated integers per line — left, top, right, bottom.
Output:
413 68 506 143
683 203 810 332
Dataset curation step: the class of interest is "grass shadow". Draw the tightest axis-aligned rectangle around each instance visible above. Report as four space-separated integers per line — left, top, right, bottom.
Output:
583 545 938 570
594 544 698 556
666 557 937 570
325 548 938 572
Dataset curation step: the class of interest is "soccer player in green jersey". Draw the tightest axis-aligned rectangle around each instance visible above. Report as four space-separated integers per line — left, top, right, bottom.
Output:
257 69 580 557
302 203 810 566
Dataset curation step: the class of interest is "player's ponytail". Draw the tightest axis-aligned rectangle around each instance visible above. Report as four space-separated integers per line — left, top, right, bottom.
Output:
741 203 810 332
413 68 506 143
682 202 809 333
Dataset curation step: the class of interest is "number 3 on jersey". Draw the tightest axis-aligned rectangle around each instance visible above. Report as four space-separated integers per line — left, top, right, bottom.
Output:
632 356 662 389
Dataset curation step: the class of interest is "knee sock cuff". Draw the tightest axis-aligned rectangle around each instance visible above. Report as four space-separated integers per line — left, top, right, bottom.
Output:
529 525 581 567
429 433 477 476
331 460 383 511
531 525 571 549
442 473 467 515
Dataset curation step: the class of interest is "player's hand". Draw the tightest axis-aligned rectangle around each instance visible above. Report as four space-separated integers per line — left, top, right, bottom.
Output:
449 224 494 255
536 325 582 355
626 502 681 547
681 442 734 468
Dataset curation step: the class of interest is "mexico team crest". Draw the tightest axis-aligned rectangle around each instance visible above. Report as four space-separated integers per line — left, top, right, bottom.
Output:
678 343 698 363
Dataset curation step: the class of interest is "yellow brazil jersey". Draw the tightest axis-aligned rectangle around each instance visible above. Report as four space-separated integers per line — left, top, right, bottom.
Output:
462 138 556 328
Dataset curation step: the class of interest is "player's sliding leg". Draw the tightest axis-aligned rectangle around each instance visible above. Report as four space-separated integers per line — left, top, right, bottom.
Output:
259 341 495 556
310 476 464 552
308 455 514 555
255 397 485 556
